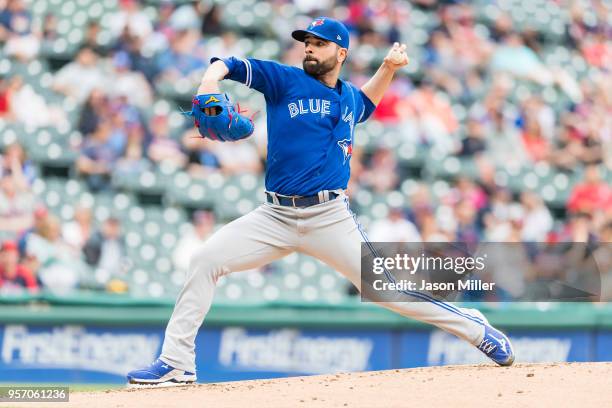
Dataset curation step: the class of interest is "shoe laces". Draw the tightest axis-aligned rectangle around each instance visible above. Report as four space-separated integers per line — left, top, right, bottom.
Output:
478 338 497 355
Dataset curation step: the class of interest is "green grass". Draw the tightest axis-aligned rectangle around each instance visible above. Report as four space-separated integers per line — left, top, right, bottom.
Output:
0 383 124 392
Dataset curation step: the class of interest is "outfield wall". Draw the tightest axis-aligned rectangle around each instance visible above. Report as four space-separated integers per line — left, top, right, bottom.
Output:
1 294 611 383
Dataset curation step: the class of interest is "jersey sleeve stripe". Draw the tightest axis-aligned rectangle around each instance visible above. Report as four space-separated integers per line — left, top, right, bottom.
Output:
241 58 252 88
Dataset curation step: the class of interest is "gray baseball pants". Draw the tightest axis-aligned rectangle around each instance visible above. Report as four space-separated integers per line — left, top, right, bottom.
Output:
160 192 486 373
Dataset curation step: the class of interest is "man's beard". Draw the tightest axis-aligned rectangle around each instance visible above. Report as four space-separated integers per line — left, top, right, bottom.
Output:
302 55 337 77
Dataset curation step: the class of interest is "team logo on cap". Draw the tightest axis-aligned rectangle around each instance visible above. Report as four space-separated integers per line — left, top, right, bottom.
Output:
310 18 325 28
337 139 352 164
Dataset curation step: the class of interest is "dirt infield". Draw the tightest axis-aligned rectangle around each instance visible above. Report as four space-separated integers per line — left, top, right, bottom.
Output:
10 362 612 408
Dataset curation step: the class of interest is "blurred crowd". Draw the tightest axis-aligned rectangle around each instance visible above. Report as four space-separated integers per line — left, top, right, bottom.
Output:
0 0 610 297
0 137 219 294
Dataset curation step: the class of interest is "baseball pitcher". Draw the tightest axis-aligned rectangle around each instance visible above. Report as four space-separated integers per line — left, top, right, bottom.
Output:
127 17 514 386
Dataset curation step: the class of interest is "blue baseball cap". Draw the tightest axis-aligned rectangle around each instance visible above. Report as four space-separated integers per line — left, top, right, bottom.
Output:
292 17 349 49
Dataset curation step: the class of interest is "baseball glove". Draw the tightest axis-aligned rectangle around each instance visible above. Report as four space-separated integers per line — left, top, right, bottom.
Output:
184 93 255 142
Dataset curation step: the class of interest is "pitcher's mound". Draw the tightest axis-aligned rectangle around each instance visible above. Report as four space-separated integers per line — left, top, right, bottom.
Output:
67 363 612 407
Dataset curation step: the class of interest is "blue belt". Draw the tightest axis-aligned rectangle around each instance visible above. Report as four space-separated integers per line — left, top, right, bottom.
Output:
266 191 340 208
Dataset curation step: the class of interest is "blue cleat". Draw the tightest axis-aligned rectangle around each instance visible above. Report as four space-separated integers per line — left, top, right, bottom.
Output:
477 324 515 366
127 358 196 386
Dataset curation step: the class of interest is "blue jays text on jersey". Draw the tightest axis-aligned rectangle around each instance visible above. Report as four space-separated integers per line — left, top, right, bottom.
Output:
210 56 376 196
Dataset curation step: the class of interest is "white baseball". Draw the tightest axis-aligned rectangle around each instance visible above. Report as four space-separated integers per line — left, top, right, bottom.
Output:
387 42 407 65
389 50 405 64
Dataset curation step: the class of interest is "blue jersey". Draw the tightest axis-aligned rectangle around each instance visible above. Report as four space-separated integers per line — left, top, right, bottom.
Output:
211 57 376 196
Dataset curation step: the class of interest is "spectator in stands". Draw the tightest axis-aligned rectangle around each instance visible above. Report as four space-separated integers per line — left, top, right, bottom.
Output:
550 77 609 170
565 3 589 48
182 128 222 178
521 114 551 163
154 0 175 39
453 199 481 244
369 207 422 242
54 47 107 102
0 240 37 294
0 75 9 117
16 204 47 257
169 1 201 33
419 212 449 241
113 28 157 83
550 211 596 245
520 191 553 242
580 30 611 69
83 216 128 285
520 28 544 55
483 203 524 242
3 75 67 128
489 13 514 43
147 114 187 167
370 85 402 124
108 95 141 139
62 205 93 252
107 51 153 108
385 8 404 44
41 13 58 43
474 156 499 198
183 106 261 177
144 0 176 57
430 4 491 102
567 164 612 214
483 187 515 232
77 88 107 136
108 0 152 40
155 28 206 82
115 121 151 177
566 212 598 244
359 147 399 193
457 118 487 157
0 0 39 60
82 20 108 56
0 0 25 38
173 210 215 273
474 76 528 166
448 176 488 211
204 32 245 62
76 119 124 191
519 96 556 141
25 214 86 294
550 118 597 172
398 81 459 154
0 163 35 235
439 179 487 242
425 30 459 95
208 138 262 176
0 142 36 184
200 3 222 36
345 0 373 33
490 32 583 103
405 183 434 232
